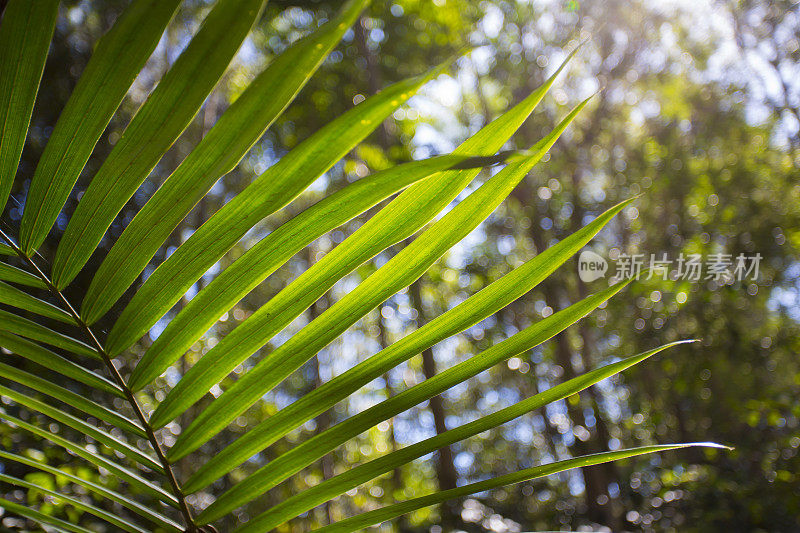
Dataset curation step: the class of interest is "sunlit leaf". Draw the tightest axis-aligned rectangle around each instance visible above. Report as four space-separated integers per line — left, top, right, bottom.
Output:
309 444 731 533
51 0 267 289
80 0 370 325
202 342 695 525
163 55 579 456
19 0 183 254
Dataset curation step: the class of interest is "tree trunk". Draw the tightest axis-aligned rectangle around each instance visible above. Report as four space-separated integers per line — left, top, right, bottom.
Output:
407 275 463 530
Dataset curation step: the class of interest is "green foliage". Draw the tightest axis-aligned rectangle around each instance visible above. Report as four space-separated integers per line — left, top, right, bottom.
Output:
0 0 726 531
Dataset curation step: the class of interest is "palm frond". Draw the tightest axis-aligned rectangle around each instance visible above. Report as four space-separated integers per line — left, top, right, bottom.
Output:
200 342 695 526
310 443 731 533
0 0 726 530
79 0 368 325
20 0 184 254
51 0 267 289
0 0 59 210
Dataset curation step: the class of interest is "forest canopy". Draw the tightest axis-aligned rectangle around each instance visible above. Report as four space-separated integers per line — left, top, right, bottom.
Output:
0 0 798 532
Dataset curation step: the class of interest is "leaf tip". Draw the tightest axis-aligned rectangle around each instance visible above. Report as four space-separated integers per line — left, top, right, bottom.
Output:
688 441 734 451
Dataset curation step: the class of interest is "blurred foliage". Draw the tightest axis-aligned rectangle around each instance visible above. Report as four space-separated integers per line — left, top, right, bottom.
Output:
1 0 799 532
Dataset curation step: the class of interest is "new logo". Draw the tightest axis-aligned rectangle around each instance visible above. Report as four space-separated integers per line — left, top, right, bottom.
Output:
578 250 608 282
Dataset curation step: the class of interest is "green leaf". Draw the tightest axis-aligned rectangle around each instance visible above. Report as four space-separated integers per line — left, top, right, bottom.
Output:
182 190 633 494
0 413 178 508
0 451 180 532
0 385 162 474
166 93 587 460
80 0 370 326
308 444 730 533
0 473 149 533
186 198 634 486
185 277 632 497
106 61 447 355
0 243 14 255
156 49 576 424
0 331 122 397
0 261 47 289
100 42 576 346
0 281 77 325
0 0 59 211
0 309 99 360
51 0 267 289
157 51 575 448
199 341 694 525
130 152 513 391
17 0 182 255
0 497 94 533
0 363 145 439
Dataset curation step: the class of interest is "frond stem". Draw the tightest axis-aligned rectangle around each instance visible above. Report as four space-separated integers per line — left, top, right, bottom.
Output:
0 227 197 532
